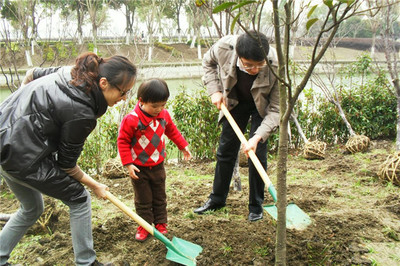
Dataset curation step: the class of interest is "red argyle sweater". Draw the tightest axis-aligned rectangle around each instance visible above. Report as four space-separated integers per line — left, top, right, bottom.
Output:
118 103 188 167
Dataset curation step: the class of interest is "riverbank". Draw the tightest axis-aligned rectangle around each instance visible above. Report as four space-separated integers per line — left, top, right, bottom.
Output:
0 43 390 93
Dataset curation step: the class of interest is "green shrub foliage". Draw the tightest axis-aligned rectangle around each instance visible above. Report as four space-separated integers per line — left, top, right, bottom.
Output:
294 72 396 144
169 87 220 160
77 74 396 174
78 111 120 174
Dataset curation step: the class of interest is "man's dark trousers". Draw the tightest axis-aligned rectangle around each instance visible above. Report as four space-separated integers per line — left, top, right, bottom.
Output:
209 102 268 214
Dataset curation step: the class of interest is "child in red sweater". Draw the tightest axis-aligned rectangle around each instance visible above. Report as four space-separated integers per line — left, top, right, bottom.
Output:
117 78 192 241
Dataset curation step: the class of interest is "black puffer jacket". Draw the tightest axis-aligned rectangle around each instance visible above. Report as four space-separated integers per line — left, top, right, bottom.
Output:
0 67 108 203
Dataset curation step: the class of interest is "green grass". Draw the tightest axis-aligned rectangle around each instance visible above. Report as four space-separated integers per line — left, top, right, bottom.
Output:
1 190 15 199
254 246 270 257
10 235 43 263
220 242 233 256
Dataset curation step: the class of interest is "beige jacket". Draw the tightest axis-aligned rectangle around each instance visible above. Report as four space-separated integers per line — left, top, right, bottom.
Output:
202 35 280 142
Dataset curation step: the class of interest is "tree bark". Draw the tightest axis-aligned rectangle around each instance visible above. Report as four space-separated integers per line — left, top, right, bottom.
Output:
232 151 242 191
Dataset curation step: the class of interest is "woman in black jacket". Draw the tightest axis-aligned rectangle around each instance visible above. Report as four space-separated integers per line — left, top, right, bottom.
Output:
0 52 137 266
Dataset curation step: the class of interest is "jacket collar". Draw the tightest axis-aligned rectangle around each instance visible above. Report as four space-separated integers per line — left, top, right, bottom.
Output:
91 87 108 118
134 102 166 126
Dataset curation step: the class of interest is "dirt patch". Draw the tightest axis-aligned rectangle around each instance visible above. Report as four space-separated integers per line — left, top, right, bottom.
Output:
1 140 400 265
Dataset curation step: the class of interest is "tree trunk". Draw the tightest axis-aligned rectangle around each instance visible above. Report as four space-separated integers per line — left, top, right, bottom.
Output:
92 22 98 53
232 151 242 191
276 108 289 266
291 114 308 144
190 35 196 48
125 5 132 44
273 1 289 264
197 44 202 59
371 31 376 58
25 49 33 67
394 79 400 151
77 2 84 45
335 102 355 137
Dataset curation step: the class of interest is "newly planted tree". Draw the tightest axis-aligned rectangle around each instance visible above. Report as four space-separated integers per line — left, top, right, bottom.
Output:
378 0 400 186
201 0 381 264
291 113 327 159
311 56 371 153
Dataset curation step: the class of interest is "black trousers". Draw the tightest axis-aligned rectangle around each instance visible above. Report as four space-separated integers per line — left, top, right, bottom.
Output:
209 103 267 214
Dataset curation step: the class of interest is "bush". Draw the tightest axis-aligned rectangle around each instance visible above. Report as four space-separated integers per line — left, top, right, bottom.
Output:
186 38 213 48
295 72 396 144
154 42 182 57
169 86 220 160
78 109 120 174
77 73 396 174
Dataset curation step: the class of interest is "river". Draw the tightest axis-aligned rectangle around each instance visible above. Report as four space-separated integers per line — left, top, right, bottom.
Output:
0 65 204 102
0 62 371 103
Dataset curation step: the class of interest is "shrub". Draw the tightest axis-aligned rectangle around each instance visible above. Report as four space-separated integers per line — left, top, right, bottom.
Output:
154 42 182 57
169 86 220 160
78 109 120 174
295 72 396 144
186 38 213 48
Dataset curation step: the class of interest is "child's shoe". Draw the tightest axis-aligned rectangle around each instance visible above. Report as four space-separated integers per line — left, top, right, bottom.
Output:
135 226 149 241
155 223 167 234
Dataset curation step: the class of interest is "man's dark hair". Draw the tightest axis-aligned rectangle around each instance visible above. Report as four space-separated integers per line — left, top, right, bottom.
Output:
235 30 269 62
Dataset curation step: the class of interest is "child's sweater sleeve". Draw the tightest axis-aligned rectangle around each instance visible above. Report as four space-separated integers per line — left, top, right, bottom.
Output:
117 114 137 166
164 111 188 150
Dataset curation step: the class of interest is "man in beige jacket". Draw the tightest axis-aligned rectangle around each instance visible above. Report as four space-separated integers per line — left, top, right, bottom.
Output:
194 30 280 221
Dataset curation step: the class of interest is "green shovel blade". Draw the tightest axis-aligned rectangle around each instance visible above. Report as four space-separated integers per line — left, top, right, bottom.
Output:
264 203 312 230
166 237 203 266
154 230 203 266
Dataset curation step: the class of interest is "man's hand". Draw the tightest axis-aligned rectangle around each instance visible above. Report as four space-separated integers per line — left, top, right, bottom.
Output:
242 134 262 158
211 92 224 109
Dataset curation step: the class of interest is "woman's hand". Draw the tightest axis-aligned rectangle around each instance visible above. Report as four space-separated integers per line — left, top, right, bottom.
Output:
92 182 110 199
126 164 140 180
77 172 109 199
182 146 192 161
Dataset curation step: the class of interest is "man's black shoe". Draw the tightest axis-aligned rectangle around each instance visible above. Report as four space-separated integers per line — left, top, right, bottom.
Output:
248 212 263 222
194 199 225 214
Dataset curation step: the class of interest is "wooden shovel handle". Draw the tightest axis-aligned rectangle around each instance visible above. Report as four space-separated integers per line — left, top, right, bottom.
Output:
105 191 154 235
220 103 272 188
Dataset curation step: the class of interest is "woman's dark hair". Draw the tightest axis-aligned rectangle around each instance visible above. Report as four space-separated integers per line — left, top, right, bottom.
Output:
70 52 137 93
137 78 170 103
236 30 269 62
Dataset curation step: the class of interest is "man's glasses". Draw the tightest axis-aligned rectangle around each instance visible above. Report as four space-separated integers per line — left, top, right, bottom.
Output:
113 83 129 97
240 58 267 70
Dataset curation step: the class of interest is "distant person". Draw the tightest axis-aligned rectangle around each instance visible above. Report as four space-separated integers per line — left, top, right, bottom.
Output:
194 30 280 222
117 78 192 241
141 31 145 42
0 52 137 266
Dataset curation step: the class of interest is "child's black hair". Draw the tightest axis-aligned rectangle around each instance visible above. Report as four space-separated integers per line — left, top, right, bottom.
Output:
137 78 170 103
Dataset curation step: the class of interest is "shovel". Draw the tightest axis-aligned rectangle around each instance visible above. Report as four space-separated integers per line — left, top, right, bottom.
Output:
105 191 203 266
220 103 311 230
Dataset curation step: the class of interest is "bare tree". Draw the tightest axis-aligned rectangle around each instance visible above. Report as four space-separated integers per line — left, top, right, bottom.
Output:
382 0 400 150
85 0 110 53
0 0 39 66
311 60 371 153
207 0 380 264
